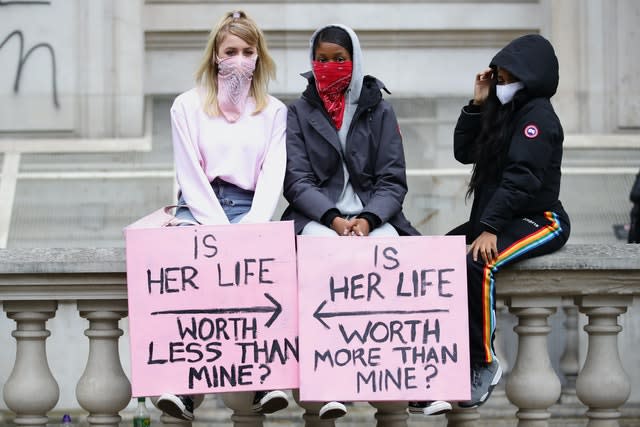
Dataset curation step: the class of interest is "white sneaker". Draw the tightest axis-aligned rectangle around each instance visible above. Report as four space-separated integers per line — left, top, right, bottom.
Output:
156 393 194 421
319 401 347 420
252 390 289 414
408 400 452 415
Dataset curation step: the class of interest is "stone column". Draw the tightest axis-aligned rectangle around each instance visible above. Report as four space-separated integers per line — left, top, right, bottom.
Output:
559 297 580 404
76 300 131 427
221 391 265 427
489 298 511 406
292 389 334 427
506 296 562 427
575 296 632 427
3 301 59 427
446 406 481 427
369 401 408 427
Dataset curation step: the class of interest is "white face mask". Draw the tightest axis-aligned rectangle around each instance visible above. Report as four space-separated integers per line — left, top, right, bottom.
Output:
496 81 524 104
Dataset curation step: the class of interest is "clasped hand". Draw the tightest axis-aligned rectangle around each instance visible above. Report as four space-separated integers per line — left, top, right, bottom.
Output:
331 217 370 237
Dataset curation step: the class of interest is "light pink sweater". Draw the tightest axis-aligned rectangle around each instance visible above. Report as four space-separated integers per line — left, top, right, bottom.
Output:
170 88 287 224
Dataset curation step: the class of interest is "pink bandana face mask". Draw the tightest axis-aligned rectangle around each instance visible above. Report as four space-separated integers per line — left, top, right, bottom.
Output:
216 54 257 122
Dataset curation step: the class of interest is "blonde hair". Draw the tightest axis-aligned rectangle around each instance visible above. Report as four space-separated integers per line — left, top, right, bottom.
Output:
195 10 276 116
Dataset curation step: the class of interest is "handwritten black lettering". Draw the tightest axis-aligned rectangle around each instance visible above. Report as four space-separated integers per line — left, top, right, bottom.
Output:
438 268 454 297
328 272 384 302
392 343 457 364
147 340 224 365
356 367 416 393
176 317 258 341
188 364 254 389
333 318 440 345
216 258 276 287
258 258 275 284
169 341 186 362
236 337 298 364
147 266 199 294
395 268 455 298
193 231 218 260
147 341 167 365
313 347 381 370
373 245 400 270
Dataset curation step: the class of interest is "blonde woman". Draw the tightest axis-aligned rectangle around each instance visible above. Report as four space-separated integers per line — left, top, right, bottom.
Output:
156 10 288 421
171 10 286 227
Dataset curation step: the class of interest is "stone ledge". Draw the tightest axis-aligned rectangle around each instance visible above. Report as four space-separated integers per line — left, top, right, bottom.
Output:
0 244 638 274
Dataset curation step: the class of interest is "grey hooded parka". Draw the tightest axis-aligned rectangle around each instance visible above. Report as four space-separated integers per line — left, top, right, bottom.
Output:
281 25 418 236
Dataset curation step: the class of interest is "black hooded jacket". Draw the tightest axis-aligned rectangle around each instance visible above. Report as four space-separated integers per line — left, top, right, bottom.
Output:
454 34 569 236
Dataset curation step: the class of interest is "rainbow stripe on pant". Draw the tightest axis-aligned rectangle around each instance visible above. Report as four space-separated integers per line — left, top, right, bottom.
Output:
481 211 563 363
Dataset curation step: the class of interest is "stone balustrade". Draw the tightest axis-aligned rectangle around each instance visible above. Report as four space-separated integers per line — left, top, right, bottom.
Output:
0 245 639 427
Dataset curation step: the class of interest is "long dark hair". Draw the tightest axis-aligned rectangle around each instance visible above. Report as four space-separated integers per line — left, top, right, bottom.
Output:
466 80 529 199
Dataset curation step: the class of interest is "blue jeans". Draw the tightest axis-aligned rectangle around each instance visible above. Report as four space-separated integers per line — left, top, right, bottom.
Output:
175 179 254 224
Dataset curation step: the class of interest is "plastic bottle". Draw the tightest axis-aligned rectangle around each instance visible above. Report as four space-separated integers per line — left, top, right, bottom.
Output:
61 414 72 427
133 397 151 427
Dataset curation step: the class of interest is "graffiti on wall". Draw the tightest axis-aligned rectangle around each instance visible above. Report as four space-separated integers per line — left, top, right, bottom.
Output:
0 30 59 108
0 0 59 108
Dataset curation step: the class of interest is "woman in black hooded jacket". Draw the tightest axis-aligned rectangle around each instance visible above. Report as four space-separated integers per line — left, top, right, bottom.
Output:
413 35 571 415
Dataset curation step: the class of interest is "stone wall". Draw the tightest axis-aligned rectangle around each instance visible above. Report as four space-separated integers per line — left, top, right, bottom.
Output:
0 0 143 138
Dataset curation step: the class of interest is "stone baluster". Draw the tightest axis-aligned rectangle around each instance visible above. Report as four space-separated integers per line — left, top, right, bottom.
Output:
76 300 131 427
575 296 632 427
368 400 408 426
292 389 334 427
2 301 59 427
559 297 580 404
221 391 265 427
506 296 561 427
490 298 511 406
446 406 481 427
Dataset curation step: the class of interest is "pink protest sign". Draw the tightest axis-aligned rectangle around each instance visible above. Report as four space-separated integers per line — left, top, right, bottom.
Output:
125 220 298 397
297 235 469 402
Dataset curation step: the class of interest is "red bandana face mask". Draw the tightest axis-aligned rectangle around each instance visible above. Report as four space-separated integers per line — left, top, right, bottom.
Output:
312 60 353 129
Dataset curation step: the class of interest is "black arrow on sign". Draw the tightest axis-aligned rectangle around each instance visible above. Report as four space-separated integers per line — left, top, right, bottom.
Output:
313 300 449 329
150 292 282 328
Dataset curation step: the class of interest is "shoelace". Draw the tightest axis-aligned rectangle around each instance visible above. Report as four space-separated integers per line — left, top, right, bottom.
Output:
471 366 482 388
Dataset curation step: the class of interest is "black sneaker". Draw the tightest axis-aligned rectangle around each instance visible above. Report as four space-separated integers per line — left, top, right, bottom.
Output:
319 401 347 420
252 390 289 414
156 393 194 421
458 358 502 408
408 400 452 415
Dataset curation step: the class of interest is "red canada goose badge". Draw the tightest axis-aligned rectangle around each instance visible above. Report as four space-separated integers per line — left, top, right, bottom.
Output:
524 124 539 139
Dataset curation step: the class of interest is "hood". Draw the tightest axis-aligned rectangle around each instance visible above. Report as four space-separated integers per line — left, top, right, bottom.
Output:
490 34 559 98
308 24 364 105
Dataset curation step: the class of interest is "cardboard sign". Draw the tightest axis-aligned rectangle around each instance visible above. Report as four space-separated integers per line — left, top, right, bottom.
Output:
297 236 469 402
125 219 299 397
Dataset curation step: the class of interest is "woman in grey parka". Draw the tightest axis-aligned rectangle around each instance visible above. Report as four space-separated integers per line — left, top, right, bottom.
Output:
282 25 418 238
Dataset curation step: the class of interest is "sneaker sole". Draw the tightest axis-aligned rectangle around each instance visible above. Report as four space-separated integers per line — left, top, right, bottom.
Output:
156 394 194 421
252 391 289 414
319 408 347 420
319 402 347 420
408 401 452 415
458 363 503 409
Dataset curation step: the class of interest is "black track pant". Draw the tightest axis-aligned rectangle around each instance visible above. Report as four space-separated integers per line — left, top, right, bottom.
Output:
448 211 570 364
